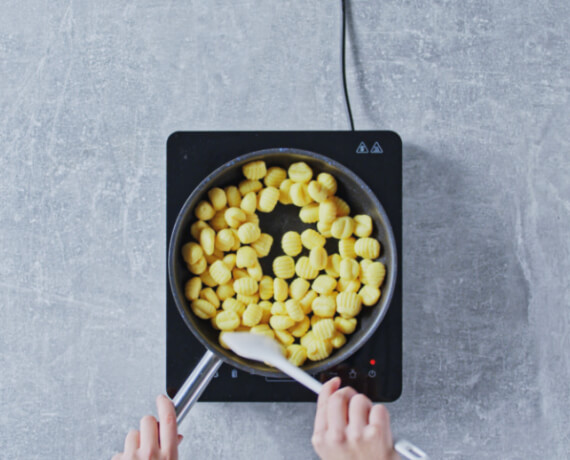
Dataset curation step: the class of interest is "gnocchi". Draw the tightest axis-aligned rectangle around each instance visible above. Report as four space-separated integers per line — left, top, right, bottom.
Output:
182 159 387 366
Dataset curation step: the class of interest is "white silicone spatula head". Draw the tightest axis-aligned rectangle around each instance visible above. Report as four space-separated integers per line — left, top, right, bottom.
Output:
222 331 283 362
222 332 323 393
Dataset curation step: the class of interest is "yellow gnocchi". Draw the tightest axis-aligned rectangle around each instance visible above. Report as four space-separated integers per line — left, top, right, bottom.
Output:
281 231 303 257
240 192 257 215
270 315 296 330
242 303 263 327
278 179 293 205
312 275 337 295
216 283 235 301
311 294 336 318
299 203 320 223
339 258 360 281
286 344 308 366
236 246 258 268
194 200 216 221
307 339 333 361
331 216 355 239
207 187 227 211
290 182 312 207
275 329 295 346
318 198 337 224
334 316 357 334
214 310 240 330
242 160 267 180
313 318 336 340
359 285 381 306
307 180 329 203
273 278 289 302
233 277 259 296
225 207 247 228
336 291 362 318
257 187 280 212
289 278 310 300
354 237 381 259
237 222 261 244
215 228 236 252
316 172 337 196
273 255 296 279
301 229 326 249
363 261 386 288
331 196 350 217
251 233 273 257
288 161 313 183
209 260 232 285
339 237 357 259
182 243 202 267
184 277 202 301
222 298 246 315
259 276 274 300
191 299 216 319
200 270 218 287
309 247 328 271
353 214 373 237
295 256 320 280
188 256 207 275
183 159 387 367
239 179 263 195
264 167 287 187
285 299 305 322
289 316 311 338
225 185 241 207
199 227 216 256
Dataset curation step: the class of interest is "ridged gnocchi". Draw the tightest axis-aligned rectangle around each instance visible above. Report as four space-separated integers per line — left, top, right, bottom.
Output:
183 158 387 366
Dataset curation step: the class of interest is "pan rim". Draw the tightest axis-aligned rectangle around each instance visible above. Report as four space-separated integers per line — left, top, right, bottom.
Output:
168 147 398 377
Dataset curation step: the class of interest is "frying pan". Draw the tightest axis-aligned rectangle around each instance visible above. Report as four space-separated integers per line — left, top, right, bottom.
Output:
168 148 397 422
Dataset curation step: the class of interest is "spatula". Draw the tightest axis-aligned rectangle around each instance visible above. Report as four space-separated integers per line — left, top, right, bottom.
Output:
222 332 429 460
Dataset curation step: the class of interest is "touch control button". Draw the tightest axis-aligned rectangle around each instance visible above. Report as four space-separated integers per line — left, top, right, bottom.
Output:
348 369 357 379
368 370 377 378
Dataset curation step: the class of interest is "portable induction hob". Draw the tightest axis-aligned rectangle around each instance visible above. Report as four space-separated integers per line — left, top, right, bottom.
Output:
166 131 402 402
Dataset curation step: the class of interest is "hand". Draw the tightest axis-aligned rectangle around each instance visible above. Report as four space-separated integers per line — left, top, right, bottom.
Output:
312 377 399 460
112 395 183 460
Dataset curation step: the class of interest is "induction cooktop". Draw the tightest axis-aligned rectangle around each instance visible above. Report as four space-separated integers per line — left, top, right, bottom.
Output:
166 131 402 402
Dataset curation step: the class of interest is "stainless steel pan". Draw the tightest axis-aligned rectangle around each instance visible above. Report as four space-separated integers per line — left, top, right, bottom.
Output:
168 148 397 422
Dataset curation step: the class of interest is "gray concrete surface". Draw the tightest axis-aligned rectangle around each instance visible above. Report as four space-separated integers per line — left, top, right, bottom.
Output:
1 0 569 459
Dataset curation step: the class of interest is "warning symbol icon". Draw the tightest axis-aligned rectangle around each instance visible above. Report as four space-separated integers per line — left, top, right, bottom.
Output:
356 142 369 154
370 142 383 154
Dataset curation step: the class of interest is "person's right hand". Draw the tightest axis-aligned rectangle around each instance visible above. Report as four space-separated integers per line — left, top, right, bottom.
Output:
311 377 400 460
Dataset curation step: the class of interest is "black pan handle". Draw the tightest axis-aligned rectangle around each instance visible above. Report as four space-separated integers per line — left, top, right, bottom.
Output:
173 350 223 424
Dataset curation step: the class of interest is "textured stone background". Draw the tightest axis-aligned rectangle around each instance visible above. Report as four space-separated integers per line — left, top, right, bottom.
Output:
1 1 569 459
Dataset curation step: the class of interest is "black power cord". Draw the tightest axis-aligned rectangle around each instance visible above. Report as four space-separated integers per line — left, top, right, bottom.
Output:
341 0 355 131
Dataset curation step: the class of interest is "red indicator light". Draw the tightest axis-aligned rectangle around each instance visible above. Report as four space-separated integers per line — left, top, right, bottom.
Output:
369 359 376 365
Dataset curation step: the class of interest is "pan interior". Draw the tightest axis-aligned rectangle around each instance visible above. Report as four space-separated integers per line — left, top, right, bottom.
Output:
169 149 397 377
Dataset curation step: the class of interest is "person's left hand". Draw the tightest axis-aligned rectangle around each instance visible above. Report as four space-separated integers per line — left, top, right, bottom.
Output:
112 395 183 460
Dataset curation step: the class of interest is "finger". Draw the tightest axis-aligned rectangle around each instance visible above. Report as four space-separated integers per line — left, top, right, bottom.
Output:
313 377 341 435
123 429 140 454
111 453 122 460
347 393 373 434
369 405 393 443
157 394 178 455
327 387 357 440
139 415 159 454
